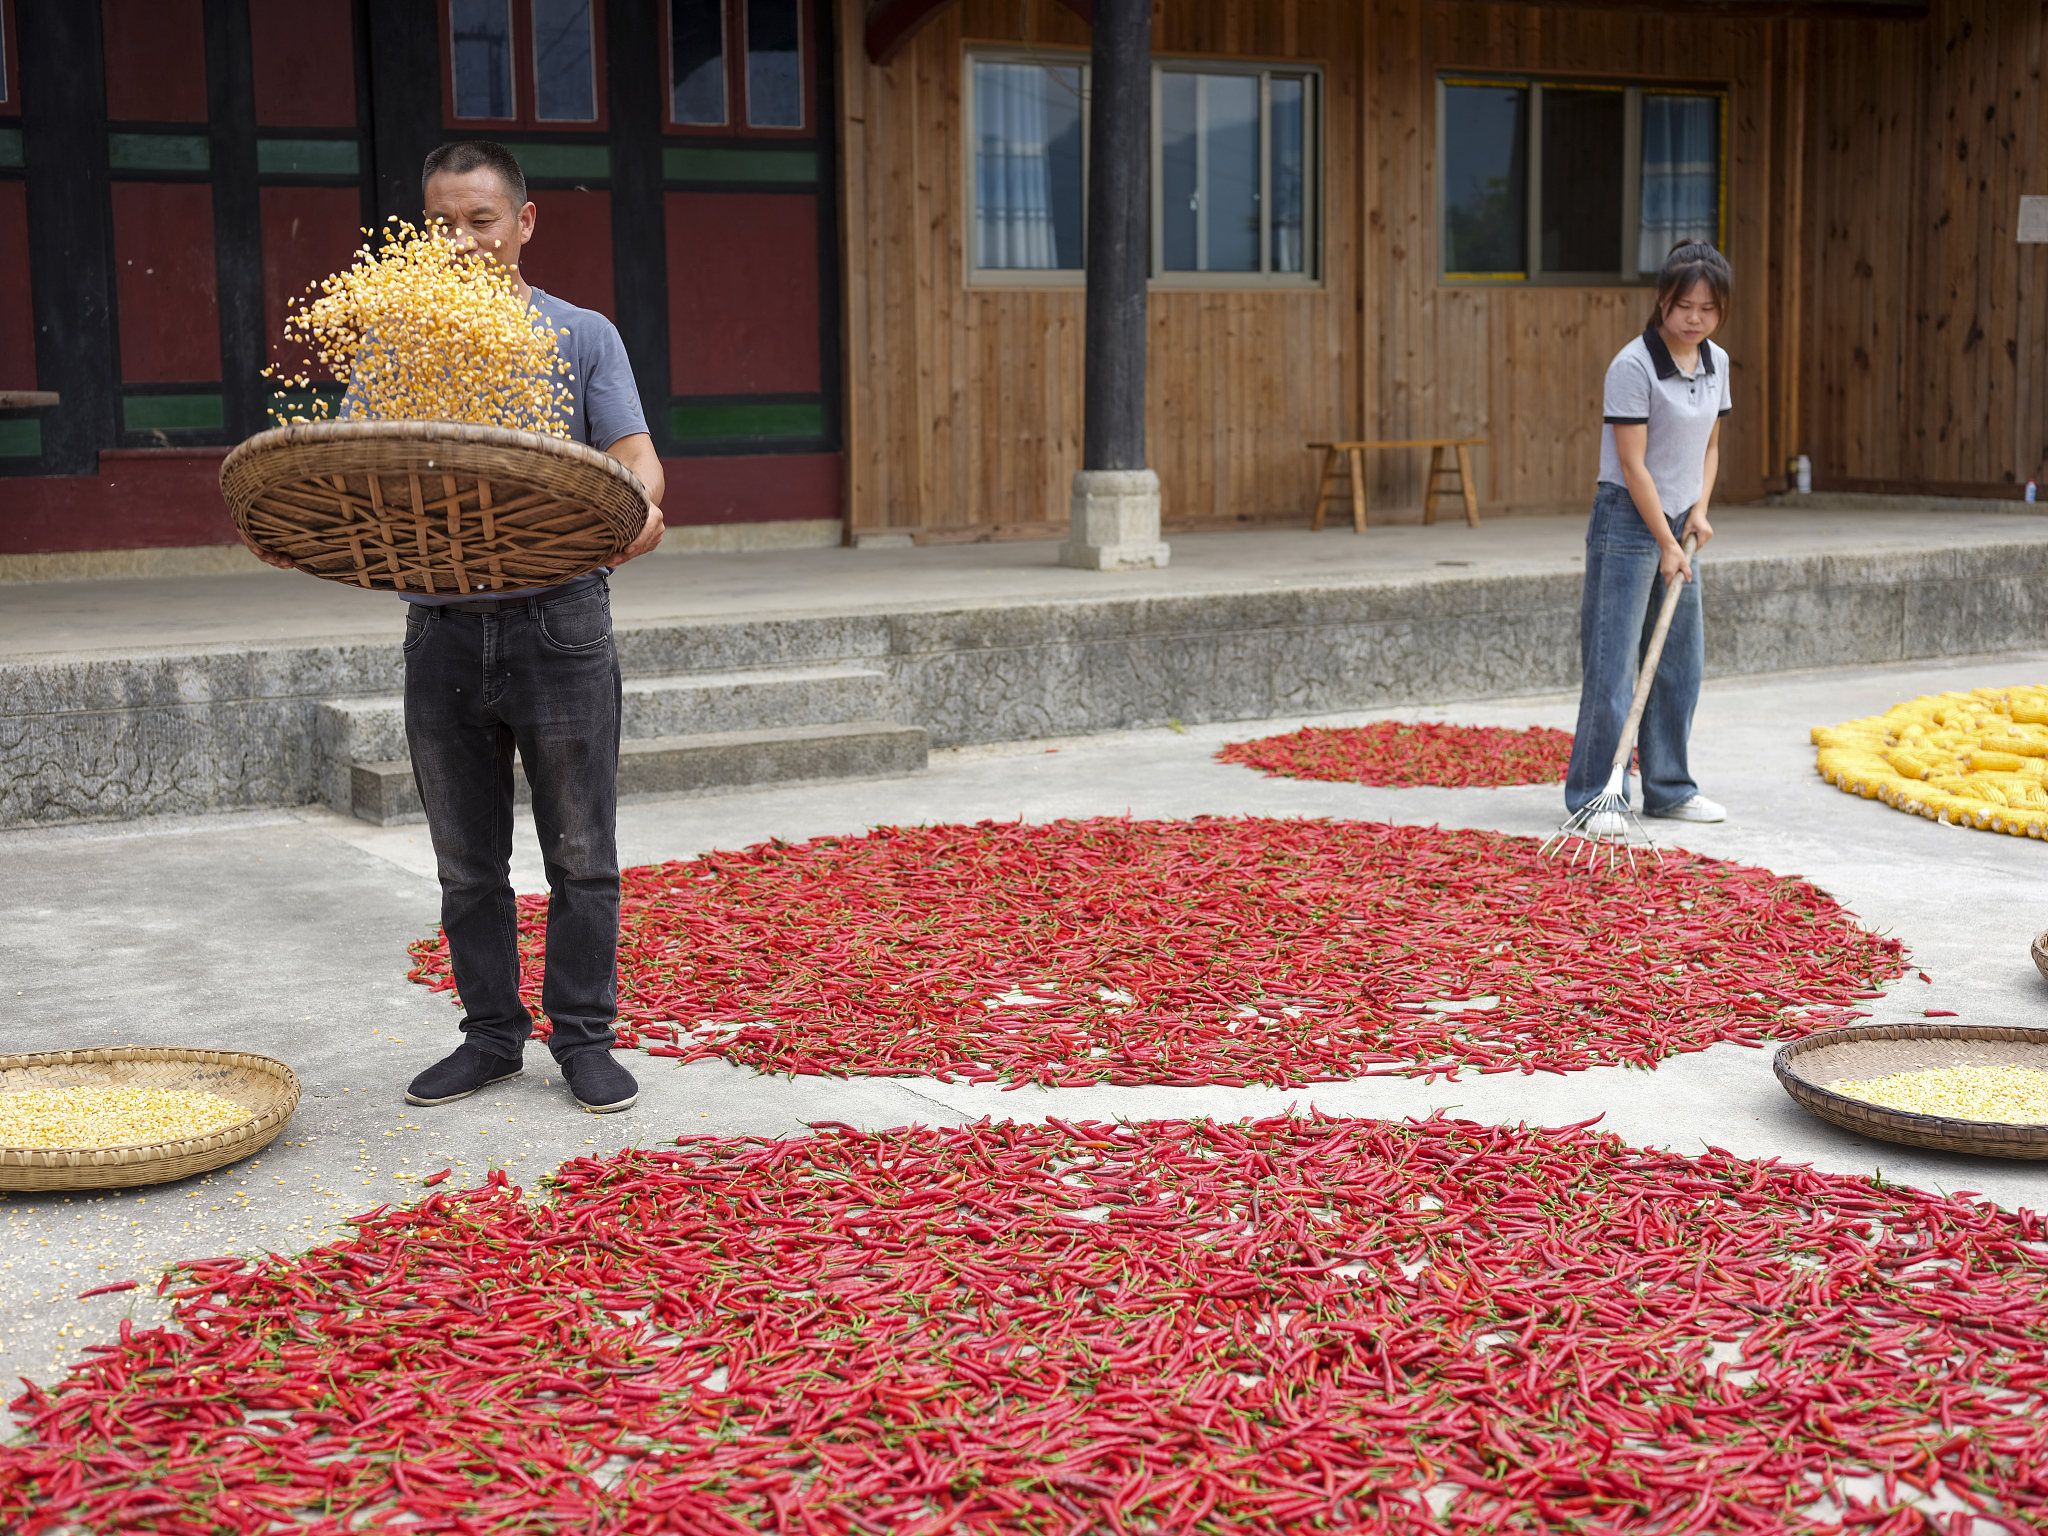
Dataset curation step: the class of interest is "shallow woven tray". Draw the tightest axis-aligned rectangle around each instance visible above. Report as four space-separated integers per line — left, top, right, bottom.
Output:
1775 1023 2048 1160
220 420 648 594
0 1048 300 1191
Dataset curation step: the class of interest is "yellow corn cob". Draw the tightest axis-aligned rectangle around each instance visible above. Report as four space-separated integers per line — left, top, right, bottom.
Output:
1816 686 2048 840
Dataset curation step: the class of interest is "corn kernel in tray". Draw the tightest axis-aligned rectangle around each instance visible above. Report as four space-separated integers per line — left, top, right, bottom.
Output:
1812 685 2048 837
1832 1062 2048 1124
0 1085 252 1149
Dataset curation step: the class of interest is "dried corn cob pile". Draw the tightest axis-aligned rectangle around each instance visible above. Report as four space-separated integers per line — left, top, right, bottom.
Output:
266 217 570 434
1833 1062 2048 1123
1812 684 2048 837
0 1086 249 1149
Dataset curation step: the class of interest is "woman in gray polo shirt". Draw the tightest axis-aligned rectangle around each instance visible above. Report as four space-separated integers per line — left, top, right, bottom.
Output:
1565 240 1734 835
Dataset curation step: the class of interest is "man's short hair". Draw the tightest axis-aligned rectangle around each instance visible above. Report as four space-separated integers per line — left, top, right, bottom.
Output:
422 141 528 208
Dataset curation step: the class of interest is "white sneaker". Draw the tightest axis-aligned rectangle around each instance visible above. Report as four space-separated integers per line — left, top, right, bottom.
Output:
1648 793 1726 823
1577 809 1631 839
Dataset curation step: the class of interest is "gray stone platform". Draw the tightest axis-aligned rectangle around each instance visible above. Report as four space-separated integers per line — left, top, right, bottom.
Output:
5 508 2048 828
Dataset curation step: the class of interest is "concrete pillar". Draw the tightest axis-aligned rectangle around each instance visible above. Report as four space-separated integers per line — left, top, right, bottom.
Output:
1059 0 1168 572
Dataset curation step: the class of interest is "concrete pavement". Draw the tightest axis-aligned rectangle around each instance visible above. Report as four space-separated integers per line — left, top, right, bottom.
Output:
3 648 2047 1402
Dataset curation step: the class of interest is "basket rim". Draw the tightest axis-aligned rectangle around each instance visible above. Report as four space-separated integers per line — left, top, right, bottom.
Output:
221 418 648 500
0 1046 301 1161
1774 1022 2048 1143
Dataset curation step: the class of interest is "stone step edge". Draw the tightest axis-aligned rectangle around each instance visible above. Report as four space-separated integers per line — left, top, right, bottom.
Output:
319 663 890 718
347 720 929 826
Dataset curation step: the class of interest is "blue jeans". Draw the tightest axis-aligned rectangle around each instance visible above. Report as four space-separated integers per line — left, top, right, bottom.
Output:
1564 482 1703 814
402 580 622 1063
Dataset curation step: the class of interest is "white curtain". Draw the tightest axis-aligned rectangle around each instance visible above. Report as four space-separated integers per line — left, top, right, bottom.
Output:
1638 95 1719 271
976 63 1059 271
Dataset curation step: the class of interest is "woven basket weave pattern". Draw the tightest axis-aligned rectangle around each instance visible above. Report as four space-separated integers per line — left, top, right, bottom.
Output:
220 421 648 594
0 1048 300 1191
1775 1023 2048 1160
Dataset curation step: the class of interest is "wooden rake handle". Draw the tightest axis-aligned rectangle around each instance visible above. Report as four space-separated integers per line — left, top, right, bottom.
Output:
1606 531 1700 776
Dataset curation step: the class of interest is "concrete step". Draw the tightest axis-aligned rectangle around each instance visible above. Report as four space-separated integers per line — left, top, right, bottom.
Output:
347 720 928 826
316 664 890 813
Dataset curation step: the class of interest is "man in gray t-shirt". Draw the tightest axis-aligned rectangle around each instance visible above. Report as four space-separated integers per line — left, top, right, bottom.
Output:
249 141 662 1117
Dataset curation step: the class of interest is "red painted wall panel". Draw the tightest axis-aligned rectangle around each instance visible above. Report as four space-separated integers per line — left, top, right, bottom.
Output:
112 182 221 383
102 0 208 122
3 451 240 553
260 187 364 368
524 191 615 319
5 451 842 555
0 182 34 389
660 453 841 525
665 192 820 395
250 0 357 127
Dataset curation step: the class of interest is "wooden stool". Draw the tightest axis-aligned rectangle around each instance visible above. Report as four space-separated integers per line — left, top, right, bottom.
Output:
1307 438 1486 532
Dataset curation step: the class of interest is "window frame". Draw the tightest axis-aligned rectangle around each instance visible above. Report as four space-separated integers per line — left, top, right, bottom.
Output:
1435 71 1727 289
0 0 18 115
960 45 1325 293
663 0 815 139
440 0 610 133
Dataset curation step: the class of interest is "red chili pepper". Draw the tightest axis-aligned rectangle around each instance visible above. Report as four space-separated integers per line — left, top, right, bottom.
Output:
74 1282 138 1300
421 1169 452 1188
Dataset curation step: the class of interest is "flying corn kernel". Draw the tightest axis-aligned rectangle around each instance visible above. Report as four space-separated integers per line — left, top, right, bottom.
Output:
265 218 571 435
1813 687 2048 838
1832 1063 2048 1124
0 1085 251 1148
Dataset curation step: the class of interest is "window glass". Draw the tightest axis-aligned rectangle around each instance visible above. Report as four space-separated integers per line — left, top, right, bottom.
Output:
744 0 802 129
670 0 725 125
1442 85 1526 275
1269 76 1306 275
532 0 596 122
1160 71 1259 273
1639 93 1719 271
1540 87 1622 273
973 60 1084 271
451 0 515 120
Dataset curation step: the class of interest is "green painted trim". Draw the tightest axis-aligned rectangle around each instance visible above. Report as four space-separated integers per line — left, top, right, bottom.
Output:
663 146 816 184
124 394 226 432
258 138 361 177
0 418 41 458
0 128 22 169
501 142 610 180
109 133 211 172
669 402 824 440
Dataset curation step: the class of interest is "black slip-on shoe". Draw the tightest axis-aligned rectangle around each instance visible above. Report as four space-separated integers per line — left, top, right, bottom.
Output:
561 1050 637 1113
405 1045 524 1106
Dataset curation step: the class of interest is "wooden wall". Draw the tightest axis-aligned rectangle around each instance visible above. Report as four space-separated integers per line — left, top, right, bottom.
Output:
1801 0 2047 495
836 0 2034 539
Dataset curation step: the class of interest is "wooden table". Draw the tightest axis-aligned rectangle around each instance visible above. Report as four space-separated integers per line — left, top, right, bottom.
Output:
1307 438 1486 533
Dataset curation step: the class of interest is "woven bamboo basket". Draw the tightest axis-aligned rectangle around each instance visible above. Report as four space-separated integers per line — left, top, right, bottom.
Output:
220 420 648 594
0 1048 300 1191
1775 1022 2048 1159
2032 928 2048 984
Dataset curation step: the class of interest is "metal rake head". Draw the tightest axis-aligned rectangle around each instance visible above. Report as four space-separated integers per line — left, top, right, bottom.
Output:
1539 796 1665 873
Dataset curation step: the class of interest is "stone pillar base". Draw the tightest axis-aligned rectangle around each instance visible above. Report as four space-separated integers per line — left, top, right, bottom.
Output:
1059 469 1169 570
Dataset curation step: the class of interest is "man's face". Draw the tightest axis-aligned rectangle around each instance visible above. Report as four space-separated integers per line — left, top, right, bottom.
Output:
423 167 534 269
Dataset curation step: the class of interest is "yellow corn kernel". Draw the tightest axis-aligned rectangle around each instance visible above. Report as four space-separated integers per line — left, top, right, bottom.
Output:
1833 1063 2048 1123
0 1085 251 1149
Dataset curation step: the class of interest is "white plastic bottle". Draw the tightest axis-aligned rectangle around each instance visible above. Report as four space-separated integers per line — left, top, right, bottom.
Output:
2027 479 2038 504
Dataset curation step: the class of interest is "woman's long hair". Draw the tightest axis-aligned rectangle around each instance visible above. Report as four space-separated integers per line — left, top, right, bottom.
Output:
1649 240 1732 331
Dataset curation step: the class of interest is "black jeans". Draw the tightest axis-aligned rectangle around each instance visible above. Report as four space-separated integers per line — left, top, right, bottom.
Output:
402 580 621 1063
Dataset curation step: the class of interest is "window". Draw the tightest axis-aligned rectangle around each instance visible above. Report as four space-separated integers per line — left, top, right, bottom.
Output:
445 0 603 128
666 0 810 134
965 50 1321 287
1438 75 1723 284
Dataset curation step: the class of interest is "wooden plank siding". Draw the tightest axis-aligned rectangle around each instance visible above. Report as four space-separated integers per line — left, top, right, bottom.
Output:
836 0 2041 539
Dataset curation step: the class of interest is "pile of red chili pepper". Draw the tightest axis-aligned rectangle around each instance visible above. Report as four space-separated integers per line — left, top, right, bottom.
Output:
409 818 1903 1087
1218 723 1576 787
6 1115 2045 1533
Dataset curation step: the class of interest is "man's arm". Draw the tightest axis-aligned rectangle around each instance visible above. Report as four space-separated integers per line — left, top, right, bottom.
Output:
604 432 665 564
